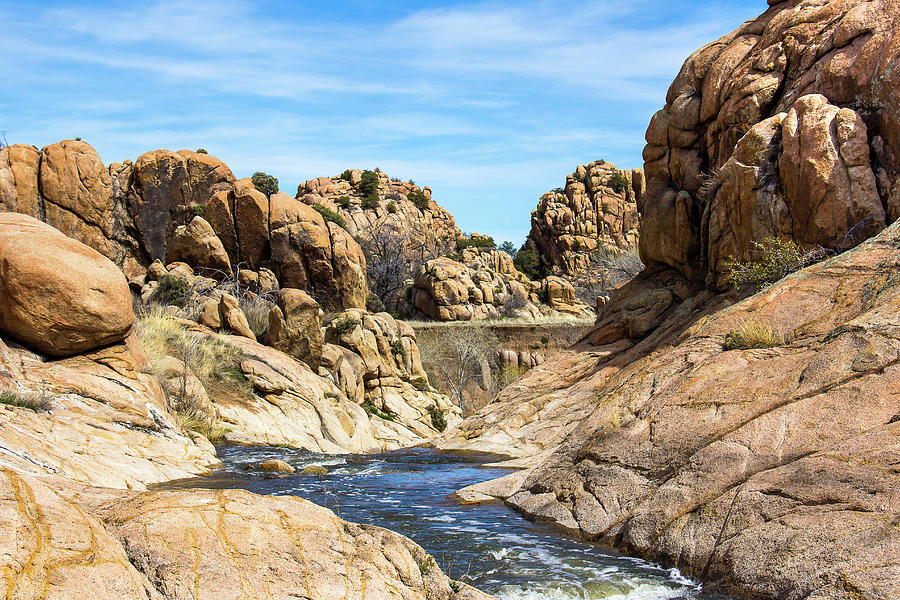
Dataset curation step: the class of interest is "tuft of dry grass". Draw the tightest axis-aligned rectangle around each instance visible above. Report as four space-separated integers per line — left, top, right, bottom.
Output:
723 320 785 350
135 307 249 442
0 389 53 412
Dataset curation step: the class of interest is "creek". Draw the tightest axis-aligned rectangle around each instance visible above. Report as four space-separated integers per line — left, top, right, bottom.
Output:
164 446 727 600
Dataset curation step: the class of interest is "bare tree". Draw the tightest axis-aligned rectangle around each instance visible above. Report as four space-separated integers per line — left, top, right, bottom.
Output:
357 219 441 312
0 131 7 150
417 325 498 416
572 245 643 304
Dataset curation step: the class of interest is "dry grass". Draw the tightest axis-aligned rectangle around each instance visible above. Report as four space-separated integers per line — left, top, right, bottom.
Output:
0 389 53 412
135 307 248 442
723 320 785 350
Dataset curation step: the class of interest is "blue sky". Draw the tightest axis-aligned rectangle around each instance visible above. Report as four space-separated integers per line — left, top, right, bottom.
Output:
1 0 763 245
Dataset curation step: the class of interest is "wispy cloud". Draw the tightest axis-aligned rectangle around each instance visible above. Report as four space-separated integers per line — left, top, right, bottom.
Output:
1 0 764 244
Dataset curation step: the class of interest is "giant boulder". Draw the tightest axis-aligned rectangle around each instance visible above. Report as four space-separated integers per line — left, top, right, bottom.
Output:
0 213 133 356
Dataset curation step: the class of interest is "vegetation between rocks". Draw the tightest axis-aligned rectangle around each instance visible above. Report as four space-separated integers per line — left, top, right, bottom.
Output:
311 203 346 228
724 237 825 291
251 171 279 197
723 320 785 350
0 389 53 412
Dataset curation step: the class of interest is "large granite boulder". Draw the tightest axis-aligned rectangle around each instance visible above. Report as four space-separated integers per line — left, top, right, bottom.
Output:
0 213 133 356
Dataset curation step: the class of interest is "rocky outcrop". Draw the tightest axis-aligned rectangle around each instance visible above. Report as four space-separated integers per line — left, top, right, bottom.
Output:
526 161 642 276
298 169 462 262
324 309 462 436
0 213 133 356
640 0 900 287
406 250 593 322
446 220 900 600
0 141 367 310
0 333 220 489
0 470 491 600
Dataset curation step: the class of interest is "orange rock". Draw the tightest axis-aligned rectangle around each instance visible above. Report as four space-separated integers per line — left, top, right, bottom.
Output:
0 213 133 356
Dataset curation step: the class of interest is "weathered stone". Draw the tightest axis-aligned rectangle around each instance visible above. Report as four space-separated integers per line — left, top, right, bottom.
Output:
166 215 231 274
266 288 323 370
0 213 133 356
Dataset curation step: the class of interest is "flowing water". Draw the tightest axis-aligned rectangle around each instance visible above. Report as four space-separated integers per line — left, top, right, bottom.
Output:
164 446 728 600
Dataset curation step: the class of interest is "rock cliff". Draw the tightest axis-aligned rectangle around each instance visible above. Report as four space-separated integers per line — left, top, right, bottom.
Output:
0 142 367 310
640 0 900 288
525 160 643 276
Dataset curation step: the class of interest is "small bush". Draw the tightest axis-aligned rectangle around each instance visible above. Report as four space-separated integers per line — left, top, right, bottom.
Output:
551 186 565 194
724 237 823 291
426 404 447 432
332 316 360 334
390 339 406 358
0 389 52 412
75 137 82 141
337 195 352 209
192 204 205 217
362 401 396 422
311 203 346 228
408 189 429 211
607 170 630 193
251 171 279 197
456 236 496 252
156 274 192 308
196 148 208 154
540 336 549 346
340 169 353 181
359 170 380 204
498 241 517 256
360 194 379 210
366 293 385 313
723 320 785 350
386 200 398 214
514 249 541 280
571 171 584 183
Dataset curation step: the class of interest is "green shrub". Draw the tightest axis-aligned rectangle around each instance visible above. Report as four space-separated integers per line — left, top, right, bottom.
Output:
514 249 541 280
366 293 385 313
571 172 584 183
75 137 82 141
340 169 353 181
450 581 461 594
337 195 351 209
332 316 360 334
498 241 517 256
408 189 429 211
456 236 496 252
552 186 565 194
156 274 192 307
196 148 208 154
724 237 822 291
390 339 406 358
386 200 398 214
311 203 346 228
0 389 52 412
362 401 396 422
360 169 379 197
361 194 379 210
607 170 630 193
192 204 205 217
426 404 447 432
251 171 279 196
723 320 785 350
540 336 549 346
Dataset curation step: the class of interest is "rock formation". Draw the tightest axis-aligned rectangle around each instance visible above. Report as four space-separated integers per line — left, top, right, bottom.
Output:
406 249 593 322
640 0 900 288
323 309 462 436
525 160 643 276
298 169 462 262
0 141 367 310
